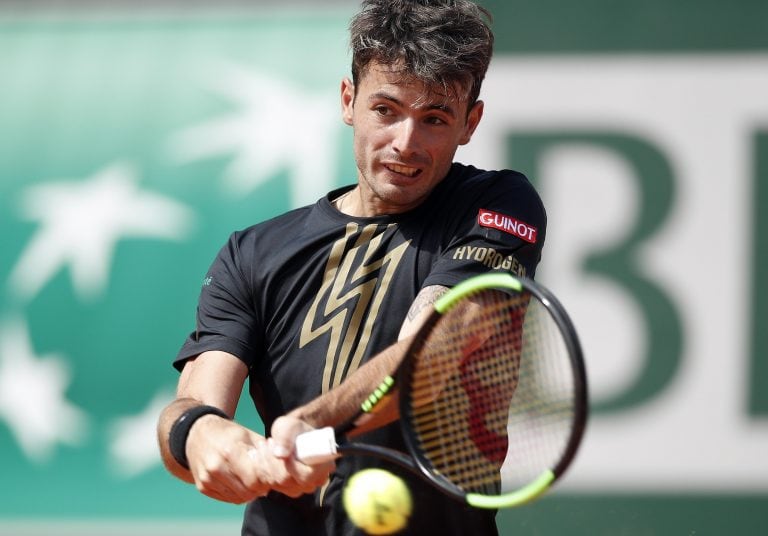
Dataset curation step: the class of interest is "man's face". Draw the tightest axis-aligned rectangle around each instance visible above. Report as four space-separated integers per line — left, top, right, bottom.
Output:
341 61 483 216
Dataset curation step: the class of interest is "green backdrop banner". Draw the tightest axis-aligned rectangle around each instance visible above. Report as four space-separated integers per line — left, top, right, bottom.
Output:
1 2 767 534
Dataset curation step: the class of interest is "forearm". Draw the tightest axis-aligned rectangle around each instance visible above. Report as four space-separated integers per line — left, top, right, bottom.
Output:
286 286 448 432
287 337 412 430
160 353 332 502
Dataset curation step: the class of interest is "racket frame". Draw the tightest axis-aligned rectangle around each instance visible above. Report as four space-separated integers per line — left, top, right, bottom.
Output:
396 272 588 508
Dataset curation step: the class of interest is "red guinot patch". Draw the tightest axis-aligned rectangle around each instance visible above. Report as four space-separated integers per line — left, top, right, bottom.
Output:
477 209 538 244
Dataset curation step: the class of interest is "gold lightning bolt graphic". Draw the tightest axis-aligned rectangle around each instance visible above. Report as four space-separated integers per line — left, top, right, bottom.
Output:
300 222 410 393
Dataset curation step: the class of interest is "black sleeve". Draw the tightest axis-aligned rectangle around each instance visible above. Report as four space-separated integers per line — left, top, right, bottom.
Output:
174 231 261 371
422 170 546 289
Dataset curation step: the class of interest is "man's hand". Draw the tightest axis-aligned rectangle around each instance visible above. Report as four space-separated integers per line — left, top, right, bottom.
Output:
159 352 332 503
268 415 336 495
185 414 331 504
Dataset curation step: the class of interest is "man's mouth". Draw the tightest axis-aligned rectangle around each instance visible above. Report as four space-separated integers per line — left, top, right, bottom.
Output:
384 163 421 178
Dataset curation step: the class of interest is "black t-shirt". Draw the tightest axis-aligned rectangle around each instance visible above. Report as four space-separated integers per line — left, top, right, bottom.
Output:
175 162 547 536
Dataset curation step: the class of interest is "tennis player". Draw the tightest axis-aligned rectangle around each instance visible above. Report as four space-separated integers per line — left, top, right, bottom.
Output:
157 1 546 534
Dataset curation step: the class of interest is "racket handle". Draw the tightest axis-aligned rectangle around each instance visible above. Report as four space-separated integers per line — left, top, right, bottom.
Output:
295 426 339 465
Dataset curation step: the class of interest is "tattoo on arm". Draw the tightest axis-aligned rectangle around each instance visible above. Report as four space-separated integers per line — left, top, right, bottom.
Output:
407 285 449 322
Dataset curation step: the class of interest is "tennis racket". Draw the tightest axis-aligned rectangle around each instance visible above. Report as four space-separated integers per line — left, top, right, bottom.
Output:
295 272 587 509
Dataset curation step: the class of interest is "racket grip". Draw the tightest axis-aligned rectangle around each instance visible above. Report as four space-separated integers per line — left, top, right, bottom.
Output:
295 426 339 465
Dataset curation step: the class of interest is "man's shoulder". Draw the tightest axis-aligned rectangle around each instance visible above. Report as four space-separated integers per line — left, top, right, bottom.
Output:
450 162 532 190
441 163 542 210
223 203 318 259
430 162 546 234
237 204 316 238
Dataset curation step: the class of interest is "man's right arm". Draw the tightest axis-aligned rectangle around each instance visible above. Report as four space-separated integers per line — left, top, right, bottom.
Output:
157 350 331 503
157 350 264 499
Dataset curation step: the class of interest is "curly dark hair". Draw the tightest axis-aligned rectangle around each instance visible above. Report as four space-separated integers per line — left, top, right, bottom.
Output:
349 0 494 108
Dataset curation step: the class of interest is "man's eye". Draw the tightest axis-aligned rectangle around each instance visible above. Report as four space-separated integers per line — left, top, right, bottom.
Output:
426 116 446 125
374 106 389 115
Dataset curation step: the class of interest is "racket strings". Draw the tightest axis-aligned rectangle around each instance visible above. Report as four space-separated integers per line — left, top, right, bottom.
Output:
502 300 576 488
406 289 527 495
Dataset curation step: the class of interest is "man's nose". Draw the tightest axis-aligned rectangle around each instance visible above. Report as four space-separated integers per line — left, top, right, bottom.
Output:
391 118 421 157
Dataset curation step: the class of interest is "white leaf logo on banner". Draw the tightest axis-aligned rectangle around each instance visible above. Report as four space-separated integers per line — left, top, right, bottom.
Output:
168 62 339 207
8 162 195 301
0 318 89 462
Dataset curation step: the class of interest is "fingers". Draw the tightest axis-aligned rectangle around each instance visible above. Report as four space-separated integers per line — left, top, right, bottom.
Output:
191 442 270 504
195 466 266 504
281 451 335 491
269 416 314 459
246 441 332 498
191 437 329 502
268 416 335 496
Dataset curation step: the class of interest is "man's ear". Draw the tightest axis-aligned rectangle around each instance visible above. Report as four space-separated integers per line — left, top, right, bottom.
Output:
459 100 484 145
341 77 355 126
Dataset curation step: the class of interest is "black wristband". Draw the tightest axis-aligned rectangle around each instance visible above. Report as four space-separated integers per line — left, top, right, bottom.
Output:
169 405 229 469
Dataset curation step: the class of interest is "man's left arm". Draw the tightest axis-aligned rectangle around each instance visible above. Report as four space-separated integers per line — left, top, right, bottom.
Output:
269 284 448 454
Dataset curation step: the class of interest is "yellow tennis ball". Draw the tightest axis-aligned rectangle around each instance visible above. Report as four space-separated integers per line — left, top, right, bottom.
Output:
343 468 412 535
